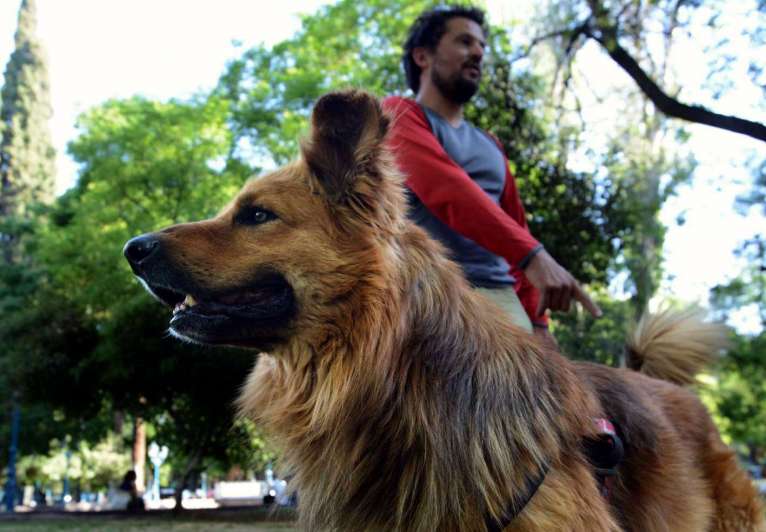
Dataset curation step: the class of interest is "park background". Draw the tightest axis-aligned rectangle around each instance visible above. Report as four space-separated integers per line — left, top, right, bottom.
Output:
0 0 764 520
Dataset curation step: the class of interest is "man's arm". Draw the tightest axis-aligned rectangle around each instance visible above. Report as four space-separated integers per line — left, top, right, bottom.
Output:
382 96 541 267
384 96 601 321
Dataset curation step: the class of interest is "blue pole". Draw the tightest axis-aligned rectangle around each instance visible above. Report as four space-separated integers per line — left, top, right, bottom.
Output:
4 403 20 513
153 463 160 500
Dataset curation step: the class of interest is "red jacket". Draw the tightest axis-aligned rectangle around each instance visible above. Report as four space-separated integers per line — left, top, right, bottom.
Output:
382 96 548 327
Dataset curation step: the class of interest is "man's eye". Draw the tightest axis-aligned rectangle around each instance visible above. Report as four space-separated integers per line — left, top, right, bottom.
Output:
235 206 277 226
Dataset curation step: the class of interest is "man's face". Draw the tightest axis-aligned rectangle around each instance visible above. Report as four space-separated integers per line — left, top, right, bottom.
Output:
429 17 486 104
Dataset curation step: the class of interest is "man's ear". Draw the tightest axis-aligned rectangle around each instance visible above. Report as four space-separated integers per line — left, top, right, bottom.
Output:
301 90 389 203
412 47 430 70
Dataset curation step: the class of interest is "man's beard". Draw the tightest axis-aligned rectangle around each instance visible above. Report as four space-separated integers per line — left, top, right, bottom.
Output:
432 64 480 104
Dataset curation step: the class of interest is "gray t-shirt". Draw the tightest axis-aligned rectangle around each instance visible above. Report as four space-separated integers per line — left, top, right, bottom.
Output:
407 106 515 287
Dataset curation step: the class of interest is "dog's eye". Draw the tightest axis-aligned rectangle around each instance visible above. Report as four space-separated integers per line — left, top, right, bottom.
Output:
235 206 277 226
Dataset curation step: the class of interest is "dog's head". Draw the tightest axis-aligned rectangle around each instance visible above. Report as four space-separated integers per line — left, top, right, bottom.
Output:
124 90 405 349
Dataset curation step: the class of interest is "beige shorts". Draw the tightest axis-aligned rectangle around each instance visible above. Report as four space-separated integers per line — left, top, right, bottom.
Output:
475 286 533 333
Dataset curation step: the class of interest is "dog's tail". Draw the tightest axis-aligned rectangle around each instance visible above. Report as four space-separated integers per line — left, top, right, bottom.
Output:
625 307 730 385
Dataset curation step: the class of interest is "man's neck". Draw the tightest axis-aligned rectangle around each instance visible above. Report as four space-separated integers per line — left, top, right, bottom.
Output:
415 87 464 127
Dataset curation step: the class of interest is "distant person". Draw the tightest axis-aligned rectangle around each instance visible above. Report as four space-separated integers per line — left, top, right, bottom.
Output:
119 470 145 513
33 483 46 507
382 5 601 345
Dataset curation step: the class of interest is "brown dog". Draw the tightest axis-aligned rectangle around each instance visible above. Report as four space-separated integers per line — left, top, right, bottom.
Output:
124 90 764 531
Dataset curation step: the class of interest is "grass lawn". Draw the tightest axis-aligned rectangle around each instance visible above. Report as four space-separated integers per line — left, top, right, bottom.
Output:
0 507 297 531
0 521 296 531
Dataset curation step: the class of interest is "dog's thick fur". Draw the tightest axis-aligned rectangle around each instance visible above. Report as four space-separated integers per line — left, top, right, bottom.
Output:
126 90 764 531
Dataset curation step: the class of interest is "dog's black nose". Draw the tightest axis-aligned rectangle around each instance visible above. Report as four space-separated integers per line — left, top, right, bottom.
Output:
124 234 160 265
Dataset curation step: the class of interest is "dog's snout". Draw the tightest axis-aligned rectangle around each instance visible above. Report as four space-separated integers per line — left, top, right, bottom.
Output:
124 234 160 266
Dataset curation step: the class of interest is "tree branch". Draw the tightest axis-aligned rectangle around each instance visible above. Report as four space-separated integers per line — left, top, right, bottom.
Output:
585 27 766 143
511 21 591 63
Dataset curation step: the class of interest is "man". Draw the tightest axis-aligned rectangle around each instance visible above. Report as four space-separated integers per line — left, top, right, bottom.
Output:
382 5 600 341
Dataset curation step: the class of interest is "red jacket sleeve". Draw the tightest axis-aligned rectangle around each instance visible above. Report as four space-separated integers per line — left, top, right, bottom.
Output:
382 96 548 327
382 96 540 266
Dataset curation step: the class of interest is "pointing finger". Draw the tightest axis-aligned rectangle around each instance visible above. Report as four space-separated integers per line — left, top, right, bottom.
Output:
574 284 602 318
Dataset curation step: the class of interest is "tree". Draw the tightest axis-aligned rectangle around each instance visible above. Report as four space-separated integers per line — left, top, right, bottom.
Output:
737 157 766 217
11 93 276 506
0 0 55 229
216 0 431 165
524 0 722 321
530 0 766 143
17 434 131 495
710 236 766 331
699 324 766 464
0 0 57 420
0 0 56 506
705 234 766 461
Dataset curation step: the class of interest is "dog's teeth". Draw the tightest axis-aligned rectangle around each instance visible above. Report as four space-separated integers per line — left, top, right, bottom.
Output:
184 295 197 306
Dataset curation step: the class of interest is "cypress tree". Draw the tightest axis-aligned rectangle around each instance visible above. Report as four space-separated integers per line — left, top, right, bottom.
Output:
0 1 55 508
0 0 55 228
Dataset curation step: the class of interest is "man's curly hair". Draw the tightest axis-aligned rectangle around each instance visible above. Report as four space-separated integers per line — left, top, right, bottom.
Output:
402 5 487 94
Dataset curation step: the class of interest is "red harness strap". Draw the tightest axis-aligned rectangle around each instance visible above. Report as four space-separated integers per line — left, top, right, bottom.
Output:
588 418 623 499
595 417 615 434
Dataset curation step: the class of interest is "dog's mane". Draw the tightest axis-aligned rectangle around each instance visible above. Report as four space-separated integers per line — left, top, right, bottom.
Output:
238 216 599 531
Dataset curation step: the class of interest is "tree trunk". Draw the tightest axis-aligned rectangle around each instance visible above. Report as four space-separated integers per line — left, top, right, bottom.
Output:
113 410 124 435
172 444 204 515
132 417 146 493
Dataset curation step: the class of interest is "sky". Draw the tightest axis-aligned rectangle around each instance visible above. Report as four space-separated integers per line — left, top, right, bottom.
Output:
0 0 763 333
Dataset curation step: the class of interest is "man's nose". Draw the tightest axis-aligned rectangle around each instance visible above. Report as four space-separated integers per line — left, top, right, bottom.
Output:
470 42 484 61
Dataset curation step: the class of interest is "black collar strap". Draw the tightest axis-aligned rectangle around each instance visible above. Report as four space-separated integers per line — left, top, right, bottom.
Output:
485 462 549 532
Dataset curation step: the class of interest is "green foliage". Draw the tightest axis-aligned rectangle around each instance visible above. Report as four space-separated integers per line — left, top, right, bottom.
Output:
551 294 634 365
0 0 56 221
0 0 56 458
710 236 766 328
702 333 766 458
217 0 437 165
17 434 130 492
223 419 278 477
4 93 270 480
706 236 765 458
600 138 696 315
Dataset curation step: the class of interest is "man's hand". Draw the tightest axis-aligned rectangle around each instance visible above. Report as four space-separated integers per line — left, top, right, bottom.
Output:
523 248 602 318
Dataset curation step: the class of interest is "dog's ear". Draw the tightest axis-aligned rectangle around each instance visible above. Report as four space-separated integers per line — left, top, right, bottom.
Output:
301 90 390 203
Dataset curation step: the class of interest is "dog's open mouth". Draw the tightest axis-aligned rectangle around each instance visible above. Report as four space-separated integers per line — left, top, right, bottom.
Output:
169 283 291 319
142 272 295 347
